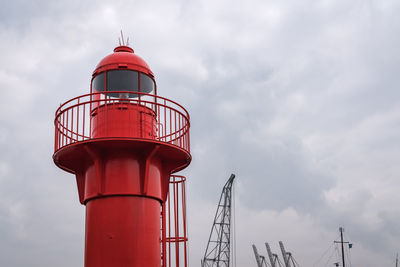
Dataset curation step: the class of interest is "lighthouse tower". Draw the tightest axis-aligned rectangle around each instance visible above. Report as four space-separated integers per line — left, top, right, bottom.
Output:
53 42 191 267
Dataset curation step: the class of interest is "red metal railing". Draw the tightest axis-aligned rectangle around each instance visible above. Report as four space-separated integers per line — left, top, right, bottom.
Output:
162 175 188 267
54 91 190 154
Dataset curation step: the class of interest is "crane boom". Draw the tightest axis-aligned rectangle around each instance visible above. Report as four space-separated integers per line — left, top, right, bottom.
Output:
201 174 236 267
265 242 277 267
279 241 291 267
252 245 264 267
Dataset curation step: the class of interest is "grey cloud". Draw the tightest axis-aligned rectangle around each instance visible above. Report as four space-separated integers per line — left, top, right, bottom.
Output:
1 0 400 266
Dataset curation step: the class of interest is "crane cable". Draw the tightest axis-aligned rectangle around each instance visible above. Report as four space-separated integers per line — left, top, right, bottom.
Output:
276 257 284 267
291 256 301 267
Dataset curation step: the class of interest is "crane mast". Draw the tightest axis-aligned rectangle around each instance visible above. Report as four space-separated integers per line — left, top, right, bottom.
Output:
201 174 236 267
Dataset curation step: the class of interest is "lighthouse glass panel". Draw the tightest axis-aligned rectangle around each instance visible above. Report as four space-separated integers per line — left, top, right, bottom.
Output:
92 72 105 92
106 70 139 98
140 73 155 94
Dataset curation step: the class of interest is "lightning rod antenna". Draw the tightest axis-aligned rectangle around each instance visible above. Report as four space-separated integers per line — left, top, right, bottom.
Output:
120 30 125 46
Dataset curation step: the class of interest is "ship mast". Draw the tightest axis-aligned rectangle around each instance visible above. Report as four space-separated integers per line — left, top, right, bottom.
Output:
340 227 345 267
334 227 349 267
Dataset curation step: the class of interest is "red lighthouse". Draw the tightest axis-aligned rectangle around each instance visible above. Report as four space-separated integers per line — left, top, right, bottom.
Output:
53 42 191 266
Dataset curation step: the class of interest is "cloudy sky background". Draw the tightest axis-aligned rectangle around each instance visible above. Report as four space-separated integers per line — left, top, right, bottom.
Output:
0 0 399 266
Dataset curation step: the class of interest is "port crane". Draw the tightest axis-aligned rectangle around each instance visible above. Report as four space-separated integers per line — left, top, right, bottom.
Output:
253 242 299 267
201 174 236 267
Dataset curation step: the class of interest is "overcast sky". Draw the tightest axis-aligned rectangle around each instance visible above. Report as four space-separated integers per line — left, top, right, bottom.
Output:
0 0 400 266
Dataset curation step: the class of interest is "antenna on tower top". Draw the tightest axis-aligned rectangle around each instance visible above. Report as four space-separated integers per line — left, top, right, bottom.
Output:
120 30 125 46
118 30 131 47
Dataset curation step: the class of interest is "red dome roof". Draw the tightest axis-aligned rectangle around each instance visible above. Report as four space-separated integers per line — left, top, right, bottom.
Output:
93 45 154 77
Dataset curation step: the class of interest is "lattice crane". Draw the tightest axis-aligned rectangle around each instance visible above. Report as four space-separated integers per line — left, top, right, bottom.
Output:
201 174 236 267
